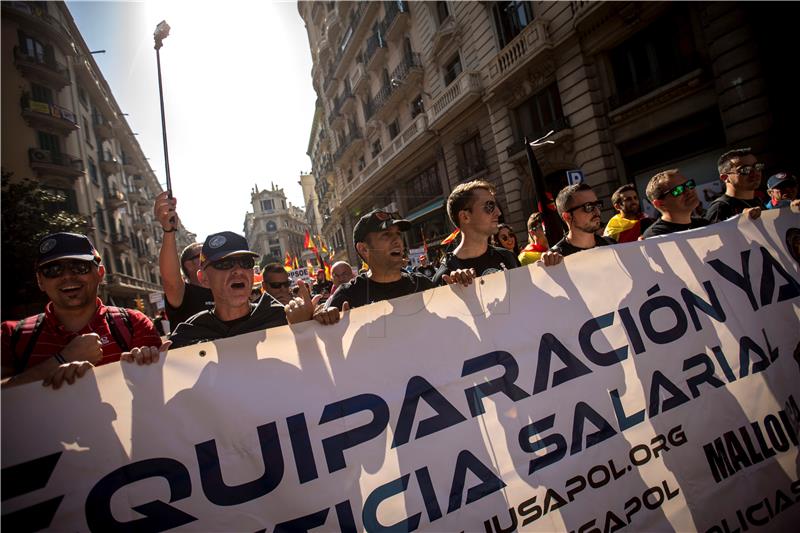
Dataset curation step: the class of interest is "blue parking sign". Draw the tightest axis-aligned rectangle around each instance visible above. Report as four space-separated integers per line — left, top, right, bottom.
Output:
567 169 585 185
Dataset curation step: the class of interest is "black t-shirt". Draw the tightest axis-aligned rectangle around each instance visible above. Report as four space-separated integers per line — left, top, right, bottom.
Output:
432 246 520 285
312 280 333 295
414 265 437 279
705 194 761 223
549 234 615 257
326 272 435 310
165 282 215 327
641 217 710 239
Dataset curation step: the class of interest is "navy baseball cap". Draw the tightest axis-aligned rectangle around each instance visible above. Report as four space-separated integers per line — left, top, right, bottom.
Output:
353 210 411 245
37 232 101 267
767 172 797 189
200 231 258 266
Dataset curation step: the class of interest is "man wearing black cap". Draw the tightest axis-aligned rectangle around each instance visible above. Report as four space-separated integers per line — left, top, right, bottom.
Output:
154 191 214 328
765 172 798 210
1 233 165 388
168 231 333 348
325 210 435 310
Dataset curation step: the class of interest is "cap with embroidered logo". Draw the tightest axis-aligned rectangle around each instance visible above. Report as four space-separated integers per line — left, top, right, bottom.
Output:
200 231 258 266
36 232 101 267
352 210 411 245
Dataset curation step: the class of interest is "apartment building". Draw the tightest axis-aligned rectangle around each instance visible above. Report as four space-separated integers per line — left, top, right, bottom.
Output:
299 1 794 264
243 184 310 264
1 1 196 316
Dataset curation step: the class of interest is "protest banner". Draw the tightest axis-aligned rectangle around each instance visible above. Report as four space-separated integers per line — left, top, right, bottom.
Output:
2 209 799 532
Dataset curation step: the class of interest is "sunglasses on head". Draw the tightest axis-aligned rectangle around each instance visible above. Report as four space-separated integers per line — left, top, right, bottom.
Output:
38 260 96 279
267 281 291 289
733 163 765 176
567 200 603 214
660 179 696 199
208 256 255 271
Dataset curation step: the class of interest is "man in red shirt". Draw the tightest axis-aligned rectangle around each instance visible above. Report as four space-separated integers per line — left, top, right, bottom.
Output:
1 233 165 389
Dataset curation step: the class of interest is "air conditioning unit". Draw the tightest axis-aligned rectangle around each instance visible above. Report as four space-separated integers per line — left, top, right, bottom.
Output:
30 148 50 162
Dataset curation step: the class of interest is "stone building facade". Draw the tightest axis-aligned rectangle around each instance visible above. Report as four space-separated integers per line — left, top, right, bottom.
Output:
299 1 794 264
1 1 196 315
243 184 310 265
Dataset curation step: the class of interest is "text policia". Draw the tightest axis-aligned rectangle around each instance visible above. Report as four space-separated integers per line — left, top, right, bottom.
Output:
74 245 799 531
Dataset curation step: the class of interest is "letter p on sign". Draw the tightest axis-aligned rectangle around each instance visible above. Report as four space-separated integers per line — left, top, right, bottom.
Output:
567 170 585 185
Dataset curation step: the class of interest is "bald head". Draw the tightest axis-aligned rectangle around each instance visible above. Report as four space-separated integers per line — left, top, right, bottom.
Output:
331 261 355 286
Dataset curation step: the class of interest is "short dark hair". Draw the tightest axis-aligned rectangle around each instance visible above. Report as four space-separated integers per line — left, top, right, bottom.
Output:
555 183 592 215
526 212 543 232
446 179 496 228
180 243 202 277
717 148 753 175
262 262 287 275
611 184 637 207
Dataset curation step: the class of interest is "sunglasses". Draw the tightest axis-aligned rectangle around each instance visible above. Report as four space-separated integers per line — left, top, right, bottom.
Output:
38 260 96 279
529 224 543 232
208 256 256 270
267 281 292 289
184 253 201 263
499 233 515 241
469 200 496 214
733 163 765 176
660 179 696 199
567 200 603 214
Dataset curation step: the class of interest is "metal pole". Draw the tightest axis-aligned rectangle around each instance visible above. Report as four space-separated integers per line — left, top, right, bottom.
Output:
153 21 174 228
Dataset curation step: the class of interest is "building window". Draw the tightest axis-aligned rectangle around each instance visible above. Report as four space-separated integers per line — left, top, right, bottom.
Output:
411 95 425 118
43 186 77 214
372 139 383 158
457 134 487 178
88 158 98 184
19 32 48 63
510 82 565 152
406 164 443 211
608 9 698 109
78 87 88 107
266 220 277 232
37 131 60 153
435 2 450 24
31 83 53 104
492 1 534 49
95 203 106 232
261 199 274 212
443 54 462 86
358 156 366 171
388 120 400 140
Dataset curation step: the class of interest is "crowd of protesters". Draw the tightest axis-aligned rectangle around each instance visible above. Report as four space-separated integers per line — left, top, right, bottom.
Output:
2 147 797 389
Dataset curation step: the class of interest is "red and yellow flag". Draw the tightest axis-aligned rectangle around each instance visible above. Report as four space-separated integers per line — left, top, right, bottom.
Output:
440 228 460 245
284 252 292 272
303 230 317 251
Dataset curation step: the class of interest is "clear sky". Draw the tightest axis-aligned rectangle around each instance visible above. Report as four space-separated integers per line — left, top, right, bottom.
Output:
66 1 317 241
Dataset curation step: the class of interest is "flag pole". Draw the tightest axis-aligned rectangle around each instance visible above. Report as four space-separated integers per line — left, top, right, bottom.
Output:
524 132 564 245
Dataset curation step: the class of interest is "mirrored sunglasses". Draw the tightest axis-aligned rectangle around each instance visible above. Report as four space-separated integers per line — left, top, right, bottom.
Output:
38 260 95 279
661 179 696 199
209 256 256 271
735 163 765 176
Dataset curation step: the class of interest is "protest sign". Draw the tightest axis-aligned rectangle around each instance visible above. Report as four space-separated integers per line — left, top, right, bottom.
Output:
3 209 799 531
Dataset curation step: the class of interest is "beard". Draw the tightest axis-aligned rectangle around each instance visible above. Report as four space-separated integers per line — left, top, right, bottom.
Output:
576 217 602 234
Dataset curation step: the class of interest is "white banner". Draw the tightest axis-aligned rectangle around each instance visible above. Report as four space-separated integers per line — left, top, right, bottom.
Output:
3 210 800 532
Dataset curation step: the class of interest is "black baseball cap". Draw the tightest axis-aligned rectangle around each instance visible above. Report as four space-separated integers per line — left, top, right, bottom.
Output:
36 232 101 267
353 210 411 245
767 172 797 190
200 231 258 266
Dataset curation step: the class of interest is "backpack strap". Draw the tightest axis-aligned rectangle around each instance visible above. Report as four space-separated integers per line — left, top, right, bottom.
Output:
10 313 46 374
105 307 133 353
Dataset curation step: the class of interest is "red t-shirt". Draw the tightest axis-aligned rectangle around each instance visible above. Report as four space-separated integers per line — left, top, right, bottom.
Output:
1 298 162 373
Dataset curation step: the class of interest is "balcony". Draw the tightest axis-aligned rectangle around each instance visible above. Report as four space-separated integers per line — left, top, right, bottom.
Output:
132 218 147 231
105 190 126 211
340 113 433 205
323 62 337 98
316 34 331 65
105 272 161 294
351 62 369 95
13 46 70 89
28 148 84 179
2 2 73 53
487 18 552 91
333 124 364 164
99 152 118 174
428 71 483 129
111 233 132 253
333 84 355 117
93 113 114 140
384 1 410 41
365 30 387 72
20 96 78 134
121 154 138 174
505 116 572 160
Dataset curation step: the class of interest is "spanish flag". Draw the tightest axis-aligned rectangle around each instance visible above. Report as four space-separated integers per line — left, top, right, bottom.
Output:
440 228 460 245
603 213 646 243
518 242 547 266
293 256 300 270
303 230 317 251
283 252 292 272
306 259 315 277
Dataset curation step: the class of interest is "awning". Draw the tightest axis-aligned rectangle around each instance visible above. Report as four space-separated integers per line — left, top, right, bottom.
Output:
405 198 445 222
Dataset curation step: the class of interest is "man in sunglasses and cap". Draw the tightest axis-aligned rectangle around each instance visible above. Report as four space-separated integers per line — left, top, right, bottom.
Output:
1 233 165 389
325 210 436 310
642 169 711 238
549 183 614 257
168 231 334 348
